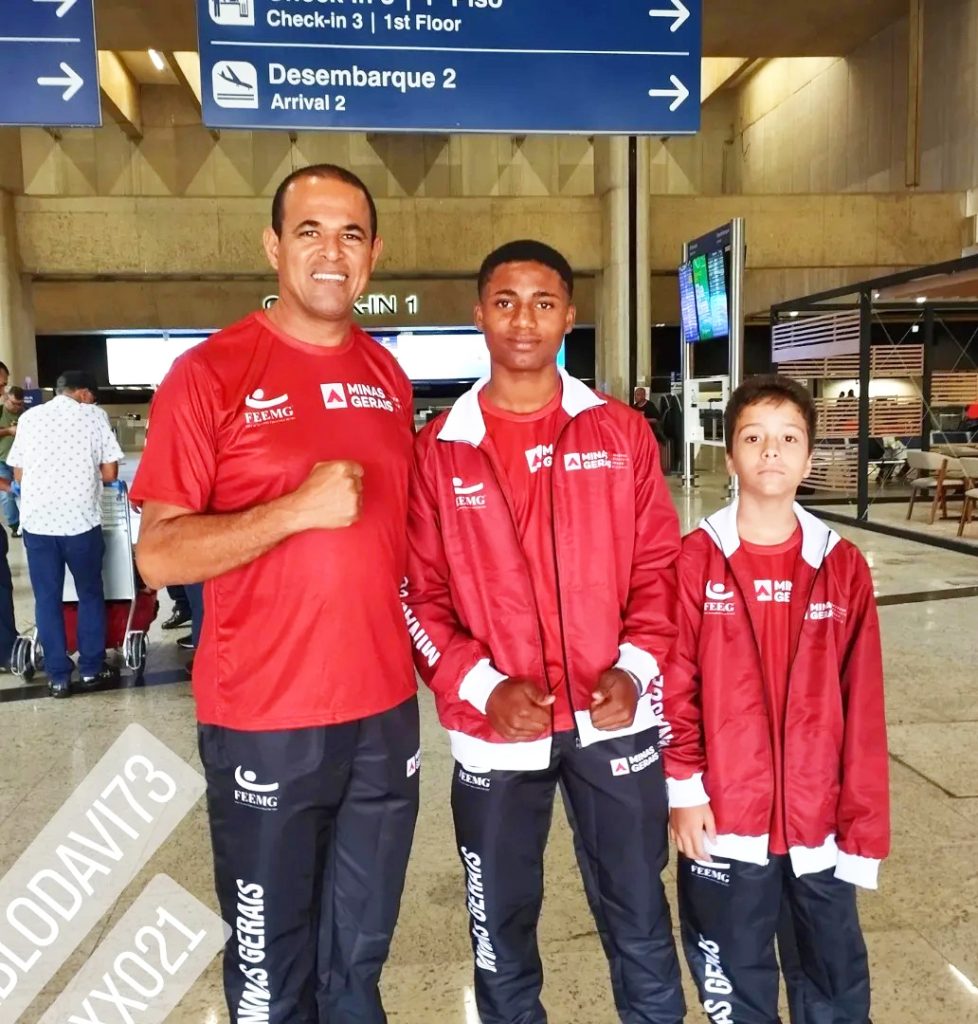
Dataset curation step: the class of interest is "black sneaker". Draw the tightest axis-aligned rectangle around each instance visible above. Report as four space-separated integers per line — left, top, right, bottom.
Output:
48 679 71 698
176 635 196 650
10 527 20 538
78 664 121 691
161 610 192 630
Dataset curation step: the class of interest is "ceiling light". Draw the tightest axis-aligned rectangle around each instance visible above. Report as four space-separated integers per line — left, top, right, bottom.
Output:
148 49 165 72
916 296 927 304
789 311 799 318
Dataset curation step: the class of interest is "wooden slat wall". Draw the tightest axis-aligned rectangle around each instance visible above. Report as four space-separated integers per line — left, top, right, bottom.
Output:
932 372 978 405
805 445 859 493
814 397 923 438
778 346 924 380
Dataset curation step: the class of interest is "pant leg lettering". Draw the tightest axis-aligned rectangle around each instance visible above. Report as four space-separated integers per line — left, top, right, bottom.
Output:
460 846 497 973
678 855 783 1024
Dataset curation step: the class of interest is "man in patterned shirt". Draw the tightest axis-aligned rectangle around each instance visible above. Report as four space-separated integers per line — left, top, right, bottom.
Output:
7 371 124 697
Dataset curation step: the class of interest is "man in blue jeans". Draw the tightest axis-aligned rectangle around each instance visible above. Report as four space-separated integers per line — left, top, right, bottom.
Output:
7 371 124 697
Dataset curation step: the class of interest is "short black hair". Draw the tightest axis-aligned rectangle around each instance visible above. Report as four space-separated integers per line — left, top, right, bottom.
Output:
0 363 8 375
724 374 817 453
477 240 574 298
6 386 24 400
271 164 378 239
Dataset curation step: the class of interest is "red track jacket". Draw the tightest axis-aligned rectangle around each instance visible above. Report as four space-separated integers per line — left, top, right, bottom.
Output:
403 372 681 771
663 501 890 889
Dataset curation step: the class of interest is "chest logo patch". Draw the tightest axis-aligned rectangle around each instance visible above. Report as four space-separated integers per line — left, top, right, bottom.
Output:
321 382 396 413
243 388 295 427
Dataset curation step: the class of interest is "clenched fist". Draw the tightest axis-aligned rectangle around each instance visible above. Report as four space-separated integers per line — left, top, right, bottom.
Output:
287 460 364 532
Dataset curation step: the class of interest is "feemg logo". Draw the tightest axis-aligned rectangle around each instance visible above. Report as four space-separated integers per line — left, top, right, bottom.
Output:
458 768 491 790
704 581 736 615
233 767 279 811
453 477 487 509
690 859 732 887
406 748 422 779
243 389 294 428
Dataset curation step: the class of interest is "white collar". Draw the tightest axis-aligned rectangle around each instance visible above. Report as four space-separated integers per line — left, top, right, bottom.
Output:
699 499 840 569
436 368 605 446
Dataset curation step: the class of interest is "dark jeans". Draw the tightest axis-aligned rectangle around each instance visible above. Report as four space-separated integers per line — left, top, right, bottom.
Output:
0 528 16 667
24 527 106 682
166 584 190 617
185 582 204 647
0 462 18 530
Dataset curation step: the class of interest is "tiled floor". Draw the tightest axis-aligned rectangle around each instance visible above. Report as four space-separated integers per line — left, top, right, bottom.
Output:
2 473 977 1022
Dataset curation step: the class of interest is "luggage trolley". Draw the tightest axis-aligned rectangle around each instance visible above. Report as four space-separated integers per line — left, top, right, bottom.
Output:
12 481 157 681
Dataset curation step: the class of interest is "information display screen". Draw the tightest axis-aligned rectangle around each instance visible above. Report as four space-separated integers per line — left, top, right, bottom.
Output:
106 336 207 387
678 247 730 343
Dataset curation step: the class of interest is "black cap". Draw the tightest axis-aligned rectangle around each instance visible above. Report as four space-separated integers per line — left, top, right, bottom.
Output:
56 370 99 398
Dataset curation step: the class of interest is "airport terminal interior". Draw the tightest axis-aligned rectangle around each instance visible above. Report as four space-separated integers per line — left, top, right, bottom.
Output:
1 0 978 1021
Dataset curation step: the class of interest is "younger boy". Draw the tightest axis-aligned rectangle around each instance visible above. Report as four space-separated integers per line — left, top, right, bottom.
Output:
665 374 889 1024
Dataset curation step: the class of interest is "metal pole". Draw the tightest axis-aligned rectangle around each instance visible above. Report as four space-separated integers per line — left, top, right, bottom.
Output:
681 241 694 488
922 306 934 452
627 137 638 398
728 218 746 499
857 290 872 522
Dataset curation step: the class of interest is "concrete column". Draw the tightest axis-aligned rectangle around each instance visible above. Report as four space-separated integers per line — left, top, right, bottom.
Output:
0 192 37 384
593 136 651 400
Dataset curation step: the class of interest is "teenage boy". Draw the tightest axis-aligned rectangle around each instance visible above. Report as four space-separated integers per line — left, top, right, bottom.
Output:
404 239 685 1024
665 374 889 1024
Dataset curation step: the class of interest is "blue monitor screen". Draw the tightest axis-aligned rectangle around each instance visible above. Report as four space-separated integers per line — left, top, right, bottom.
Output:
678 263 699 345
679 249 730 343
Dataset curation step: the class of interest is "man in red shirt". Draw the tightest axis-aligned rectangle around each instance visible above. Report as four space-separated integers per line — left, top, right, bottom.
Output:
405 241 685 1023
132 165 419 1024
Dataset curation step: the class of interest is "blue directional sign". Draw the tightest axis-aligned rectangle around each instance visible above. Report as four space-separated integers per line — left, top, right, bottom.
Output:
197 0 701 135
0 0 100 128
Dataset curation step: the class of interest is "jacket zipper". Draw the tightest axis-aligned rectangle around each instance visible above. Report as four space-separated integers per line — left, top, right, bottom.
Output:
707 520 831 855
549 415 592 743
779 537 830 853
472 439 552 726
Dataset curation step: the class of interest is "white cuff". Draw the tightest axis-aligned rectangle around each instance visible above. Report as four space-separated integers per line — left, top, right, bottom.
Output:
457 659 508 715
666 773 710 808
834 851 880 890
614 642 660 693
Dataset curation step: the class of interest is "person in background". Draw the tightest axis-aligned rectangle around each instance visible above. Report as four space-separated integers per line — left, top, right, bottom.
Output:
7 371 123 698
162 584 192 630
176 582 203 654
0 477 17 672
0 387 25 537
631 385 656 420
0 362 9 401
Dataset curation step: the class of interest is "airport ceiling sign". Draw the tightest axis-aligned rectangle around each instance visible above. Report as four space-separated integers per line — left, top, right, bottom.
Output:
0 0 100 128
197 0 701 135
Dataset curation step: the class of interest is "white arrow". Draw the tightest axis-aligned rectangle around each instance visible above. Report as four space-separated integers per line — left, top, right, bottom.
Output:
648 0 690 32
32 0 80 17
648 75 690 112
37 62 84 101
